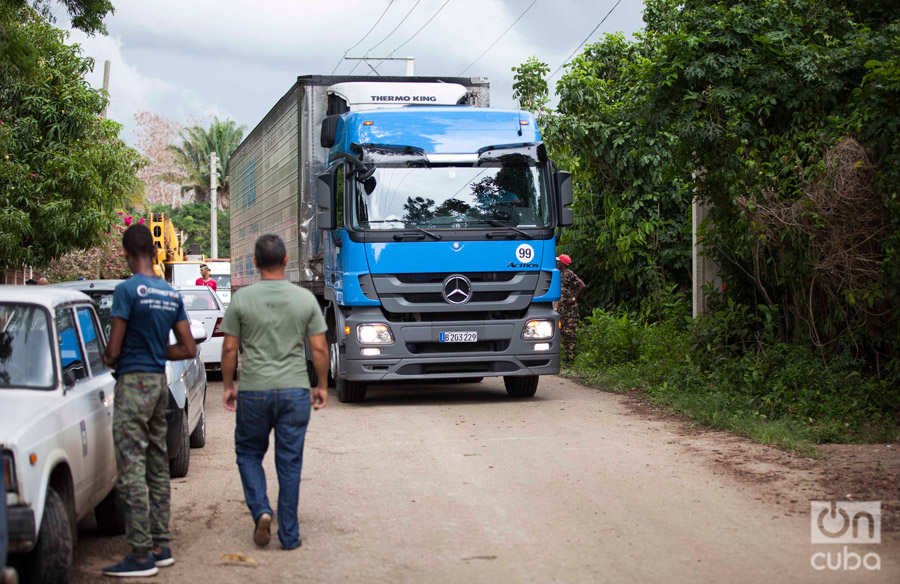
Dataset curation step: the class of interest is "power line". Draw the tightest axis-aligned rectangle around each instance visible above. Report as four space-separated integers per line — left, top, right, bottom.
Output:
458 0 539 76
354 0 422 76
368 0 421 54
390 0 450 56
331 0 395 75
549 0 624 80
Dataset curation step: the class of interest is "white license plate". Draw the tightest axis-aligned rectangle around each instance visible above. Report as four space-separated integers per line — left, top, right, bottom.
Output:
440 331 477 343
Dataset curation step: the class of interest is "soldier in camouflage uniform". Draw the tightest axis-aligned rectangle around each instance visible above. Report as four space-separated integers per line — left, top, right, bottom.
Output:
556 254 586 364
101 225 196 578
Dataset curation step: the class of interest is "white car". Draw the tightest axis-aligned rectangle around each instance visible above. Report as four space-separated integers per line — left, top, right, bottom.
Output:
176 285 225 371
1 287 123 584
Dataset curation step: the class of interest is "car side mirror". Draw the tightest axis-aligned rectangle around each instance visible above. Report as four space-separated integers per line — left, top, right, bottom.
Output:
556 171 574 227
317 171 336 231
63 369 77 389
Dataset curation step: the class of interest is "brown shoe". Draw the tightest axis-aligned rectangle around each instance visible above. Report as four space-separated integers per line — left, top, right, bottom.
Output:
254 512 272 547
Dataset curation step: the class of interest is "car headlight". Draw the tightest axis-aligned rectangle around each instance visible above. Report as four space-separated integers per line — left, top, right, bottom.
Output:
522 319 555 340
357 323 394 344
3 450 17 493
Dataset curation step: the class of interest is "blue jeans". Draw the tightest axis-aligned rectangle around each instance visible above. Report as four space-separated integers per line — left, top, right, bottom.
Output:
235 389 310 549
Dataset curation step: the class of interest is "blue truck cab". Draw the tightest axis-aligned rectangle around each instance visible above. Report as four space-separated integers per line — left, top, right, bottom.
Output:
230 76 573 402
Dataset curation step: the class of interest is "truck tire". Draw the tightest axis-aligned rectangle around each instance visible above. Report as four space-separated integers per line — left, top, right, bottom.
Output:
503 375 538 398
169 409 190 478
94 487 126 535
328 340 338 387
189 390 207 449
335 377 367 403
26 487 72 584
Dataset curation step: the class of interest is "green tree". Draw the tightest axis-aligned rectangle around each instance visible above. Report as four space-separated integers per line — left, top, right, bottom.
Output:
0 5 145 269
151 202 230 258
532 0 900 366
511 56 550 117
163 117 245 207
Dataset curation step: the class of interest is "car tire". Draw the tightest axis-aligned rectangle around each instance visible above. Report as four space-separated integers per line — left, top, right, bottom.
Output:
335 376 366 403
169 409 190 478
189 391 207 449
503 375 538 398
94 487 126 535
26 487 72 584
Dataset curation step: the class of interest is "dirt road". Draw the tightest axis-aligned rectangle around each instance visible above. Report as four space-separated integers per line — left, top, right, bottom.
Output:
70 375 898 583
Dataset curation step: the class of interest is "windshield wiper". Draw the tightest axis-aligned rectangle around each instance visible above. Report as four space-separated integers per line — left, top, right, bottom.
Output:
404 226 442 241
466 219 533 239
366 221 443 241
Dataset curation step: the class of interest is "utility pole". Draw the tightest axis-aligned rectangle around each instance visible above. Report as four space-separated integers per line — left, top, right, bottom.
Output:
209 152 218 259
100 60 111 118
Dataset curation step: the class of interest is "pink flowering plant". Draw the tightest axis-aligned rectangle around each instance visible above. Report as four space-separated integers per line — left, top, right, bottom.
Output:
40 212 146 281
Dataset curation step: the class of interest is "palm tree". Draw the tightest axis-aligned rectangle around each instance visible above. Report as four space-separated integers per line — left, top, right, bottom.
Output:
162 117 245 208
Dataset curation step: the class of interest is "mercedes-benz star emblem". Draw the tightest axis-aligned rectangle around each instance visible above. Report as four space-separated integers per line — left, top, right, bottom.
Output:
442 275 472 305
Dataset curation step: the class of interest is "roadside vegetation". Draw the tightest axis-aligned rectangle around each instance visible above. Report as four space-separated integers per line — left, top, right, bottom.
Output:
514 0 900 450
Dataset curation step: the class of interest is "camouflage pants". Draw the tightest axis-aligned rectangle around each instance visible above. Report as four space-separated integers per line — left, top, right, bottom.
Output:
559 303 579 363
113 372 170 557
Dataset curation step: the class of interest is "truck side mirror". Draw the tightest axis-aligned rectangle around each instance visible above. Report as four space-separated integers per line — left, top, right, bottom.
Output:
557 171 574 227
316 172 335 231
321 115 340 148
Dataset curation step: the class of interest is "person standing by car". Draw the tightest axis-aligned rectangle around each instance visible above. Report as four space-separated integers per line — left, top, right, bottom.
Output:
101 224 196 578
220 234 328 551
195 263 217 291
556 254 586 365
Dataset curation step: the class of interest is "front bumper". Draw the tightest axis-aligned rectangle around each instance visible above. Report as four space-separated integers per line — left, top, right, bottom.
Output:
337 305 559 381
6 506 36 551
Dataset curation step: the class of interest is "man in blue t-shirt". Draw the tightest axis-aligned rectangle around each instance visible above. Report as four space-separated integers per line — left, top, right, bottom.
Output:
101 224 196 578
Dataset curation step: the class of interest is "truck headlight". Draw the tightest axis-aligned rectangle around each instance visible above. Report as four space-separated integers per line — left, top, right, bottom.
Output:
357 323 394 344
3 450 17 493
522 319 554 340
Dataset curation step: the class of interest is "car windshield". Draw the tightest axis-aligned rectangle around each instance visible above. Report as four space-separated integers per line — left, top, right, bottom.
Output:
350 145 551 230
0 304 56 389
211 274 230 289
180 290 219 311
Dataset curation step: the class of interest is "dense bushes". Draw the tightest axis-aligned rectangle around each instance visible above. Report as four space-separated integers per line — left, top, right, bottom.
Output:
571 306 900 450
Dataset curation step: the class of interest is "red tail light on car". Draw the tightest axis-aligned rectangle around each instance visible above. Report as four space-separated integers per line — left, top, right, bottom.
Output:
212 317 224 337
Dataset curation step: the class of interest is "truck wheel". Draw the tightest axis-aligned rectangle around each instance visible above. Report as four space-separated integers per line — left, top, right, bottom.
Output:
169 409 190 478
335 376 367 403
27 487 72 584
189 391 206 449
503 375 538 398
94 487 126 535
328 340 339 388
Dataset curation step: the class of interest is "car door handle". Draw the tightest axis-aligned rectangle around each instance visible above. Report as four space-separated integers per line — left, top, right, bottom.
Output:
98 390 105 401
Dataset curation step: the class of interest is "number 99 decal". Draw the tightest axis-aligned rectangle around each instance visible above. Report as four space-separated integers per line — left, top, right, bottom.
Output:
515 244 535 262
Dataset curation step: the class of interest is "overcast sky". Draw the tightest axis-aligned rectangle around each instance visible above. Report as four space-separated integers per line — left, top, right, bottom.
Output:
64 0 647 146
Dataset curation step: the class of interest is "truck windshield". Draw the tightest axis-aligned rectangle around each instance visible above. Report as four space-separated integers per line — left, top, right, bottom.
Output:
350 148 551 230
0 304 56 390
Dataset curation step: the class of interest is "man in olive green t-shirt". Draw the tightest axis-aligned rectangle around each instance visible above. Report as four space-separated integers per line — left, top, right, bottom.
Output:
220 234 328 551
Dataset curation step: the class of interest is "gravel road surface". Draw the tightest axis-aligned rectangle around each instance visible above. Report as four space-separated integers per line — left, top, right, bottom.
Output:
68 375 899 583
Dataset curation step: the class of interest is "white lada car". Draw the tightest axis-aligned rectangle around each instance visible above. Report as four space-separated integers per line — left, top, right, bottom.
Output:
1 287 124 584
